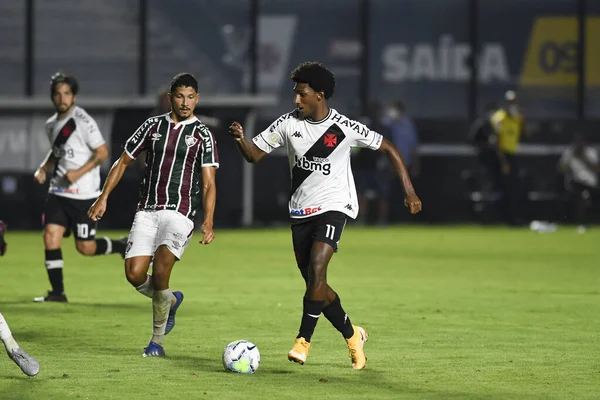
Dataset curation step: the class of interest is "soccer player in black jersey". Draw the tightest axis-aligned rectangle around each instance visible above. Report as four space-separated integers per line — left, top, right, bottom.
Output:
88 73 218 357
229 61 422 369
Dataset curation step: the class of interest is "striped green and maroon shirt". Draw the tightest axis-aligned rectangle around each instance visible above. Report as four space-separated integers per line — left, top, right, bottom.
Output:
124 113 219 219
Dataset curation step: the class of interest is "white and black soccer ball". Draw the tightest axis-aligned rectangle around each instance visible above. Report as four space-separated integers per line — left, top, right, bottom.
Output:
222 340 260 374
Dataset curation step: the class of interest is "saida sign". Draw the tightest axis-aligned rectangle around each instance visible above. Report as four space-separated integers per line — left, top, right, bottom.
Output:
520 17 600 87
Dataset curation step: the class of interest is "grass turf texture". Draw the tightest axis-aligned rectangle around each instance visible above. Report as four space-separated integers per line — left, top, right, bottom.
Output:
0 226 598 399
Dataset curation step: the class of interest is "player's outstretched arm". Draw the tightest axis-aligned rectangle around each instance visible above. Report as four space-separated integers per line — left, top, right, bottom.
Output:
229 121 267 163
34 150 56 184
87 152 134 222
378 137 422 214
200 166 217 245
65 144 109 184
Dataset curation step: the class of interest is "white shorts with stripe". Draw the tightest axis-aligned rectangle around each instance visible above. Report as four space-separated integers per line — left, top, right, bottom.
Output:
125 210 194 260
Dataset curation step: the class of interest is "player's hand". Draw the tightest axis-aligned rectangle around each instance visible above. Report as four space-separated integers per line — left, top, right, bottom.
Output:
34 168 46 184
200 222 215 244
65 169 81 184
87 196 107 222
229 121 244 141
404 192 422 214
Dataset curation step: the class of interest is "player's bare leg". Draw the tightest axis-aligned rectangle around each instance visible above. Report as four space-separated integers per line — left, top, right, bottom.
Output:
0 313 40 376
127 246 180 357
125 255 154 295
75 238 127 258
35 223 68 303
289 242 368 368
289 242 335 364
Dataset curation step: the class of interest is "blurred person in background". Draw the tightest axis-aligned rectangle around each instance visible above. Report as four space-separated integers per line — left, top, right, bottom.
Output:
490 90 527 225
468 101 500 190
558 133 599 233
32 72 126 303
354 100 391 226
0 312 40 376
383 100 420 222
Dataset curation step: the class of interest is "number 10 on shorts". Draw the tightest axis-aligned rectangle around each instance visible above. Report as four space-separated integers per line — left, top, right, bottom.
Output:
77 224 89 239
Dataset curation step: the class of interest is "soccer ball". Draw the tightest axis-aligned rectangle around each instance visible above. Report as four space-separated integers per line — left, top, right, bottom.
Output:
222 340 260 374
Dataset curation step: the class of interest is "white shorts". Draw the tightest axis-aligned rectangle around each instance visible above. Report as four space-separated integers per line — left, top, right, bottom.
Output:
125 210 194 260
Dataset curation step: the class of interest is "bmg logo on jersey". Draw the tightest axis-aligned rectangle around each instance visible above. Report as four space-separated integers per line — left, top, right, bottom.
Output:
290 206 322 216
294 155 331 175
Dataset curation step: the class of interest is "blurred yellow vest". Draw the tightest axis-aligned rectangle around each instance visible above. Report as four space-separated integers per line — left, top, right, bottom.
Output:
491 109 524 154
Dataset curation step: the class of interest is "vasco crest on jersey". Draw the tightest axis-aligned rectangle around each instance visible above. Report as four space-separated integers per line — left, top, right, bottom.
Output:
185 135 198 147
324 133 337 148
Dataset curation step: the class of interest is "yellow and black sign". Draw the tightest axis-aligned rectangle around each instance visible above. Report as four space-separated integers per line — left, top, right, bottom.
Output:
520 17 600 87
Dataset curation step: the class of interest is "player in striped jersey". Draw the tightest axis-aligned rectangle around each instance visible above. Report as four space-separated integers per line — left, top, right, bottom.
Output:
87 73 218 357
229 61 422 369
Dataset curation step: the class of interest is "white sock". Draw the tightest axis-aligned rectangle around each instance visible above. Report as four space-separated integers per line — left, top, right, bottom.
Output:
136 275 177 306
136 275 154 298
0 313 19 353
151 289 172 344
102 237 112 254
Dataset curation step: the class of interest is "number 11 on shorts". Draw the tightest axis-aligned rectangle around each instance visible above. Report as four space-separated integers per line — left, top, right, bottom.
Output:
325 224 335 240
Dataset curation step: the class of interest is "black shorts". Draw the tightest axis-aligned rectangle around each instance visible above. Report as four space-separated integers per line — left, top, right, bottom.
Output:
43 194 97 241
291 211 347 269
570 181 597 199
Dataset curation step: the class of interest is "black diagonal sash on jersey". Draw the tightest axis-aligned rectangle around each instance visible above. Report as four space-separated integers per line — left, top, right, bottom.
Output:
52 118 77 154
51 118 76 177
290 123 346 197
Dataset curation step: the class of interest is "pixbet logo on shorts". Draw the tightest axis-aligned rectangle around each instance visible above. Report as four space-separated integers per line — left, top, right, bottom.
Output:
290 206 322 216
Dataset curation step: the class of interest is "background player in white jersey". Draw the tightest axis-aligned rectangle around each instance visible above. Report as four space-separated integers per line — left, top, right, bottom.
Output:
87 73 218 357
558 133 599 233
33 72 126 303
229 61 422 369
0 312 40 376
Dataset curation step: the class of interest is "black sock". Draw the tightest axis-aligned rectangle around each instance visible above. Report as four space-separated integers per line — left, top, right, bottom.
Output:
94 238 108 255
322 294 355 339
94 237 126 255
45 249 64 294
112 238 126 255
297 297 325 342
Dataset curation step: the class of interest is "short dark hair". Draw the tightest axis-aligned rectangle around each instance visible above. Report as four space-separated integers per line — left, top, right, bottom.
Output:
50 72 78 96
170 73 198 93
290 61 335 99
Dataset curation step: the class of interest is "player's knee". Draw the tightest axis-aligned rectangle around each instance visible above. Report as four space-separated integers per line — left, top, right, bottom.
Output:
75 240 95 256
151 262 170 287
308 263 328 285
124 259 146 287
43 228 62 249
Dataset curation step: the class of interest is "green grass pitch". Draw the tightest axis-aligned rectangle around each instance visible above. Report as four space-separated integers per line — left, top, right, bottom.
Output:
0 226 598 399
